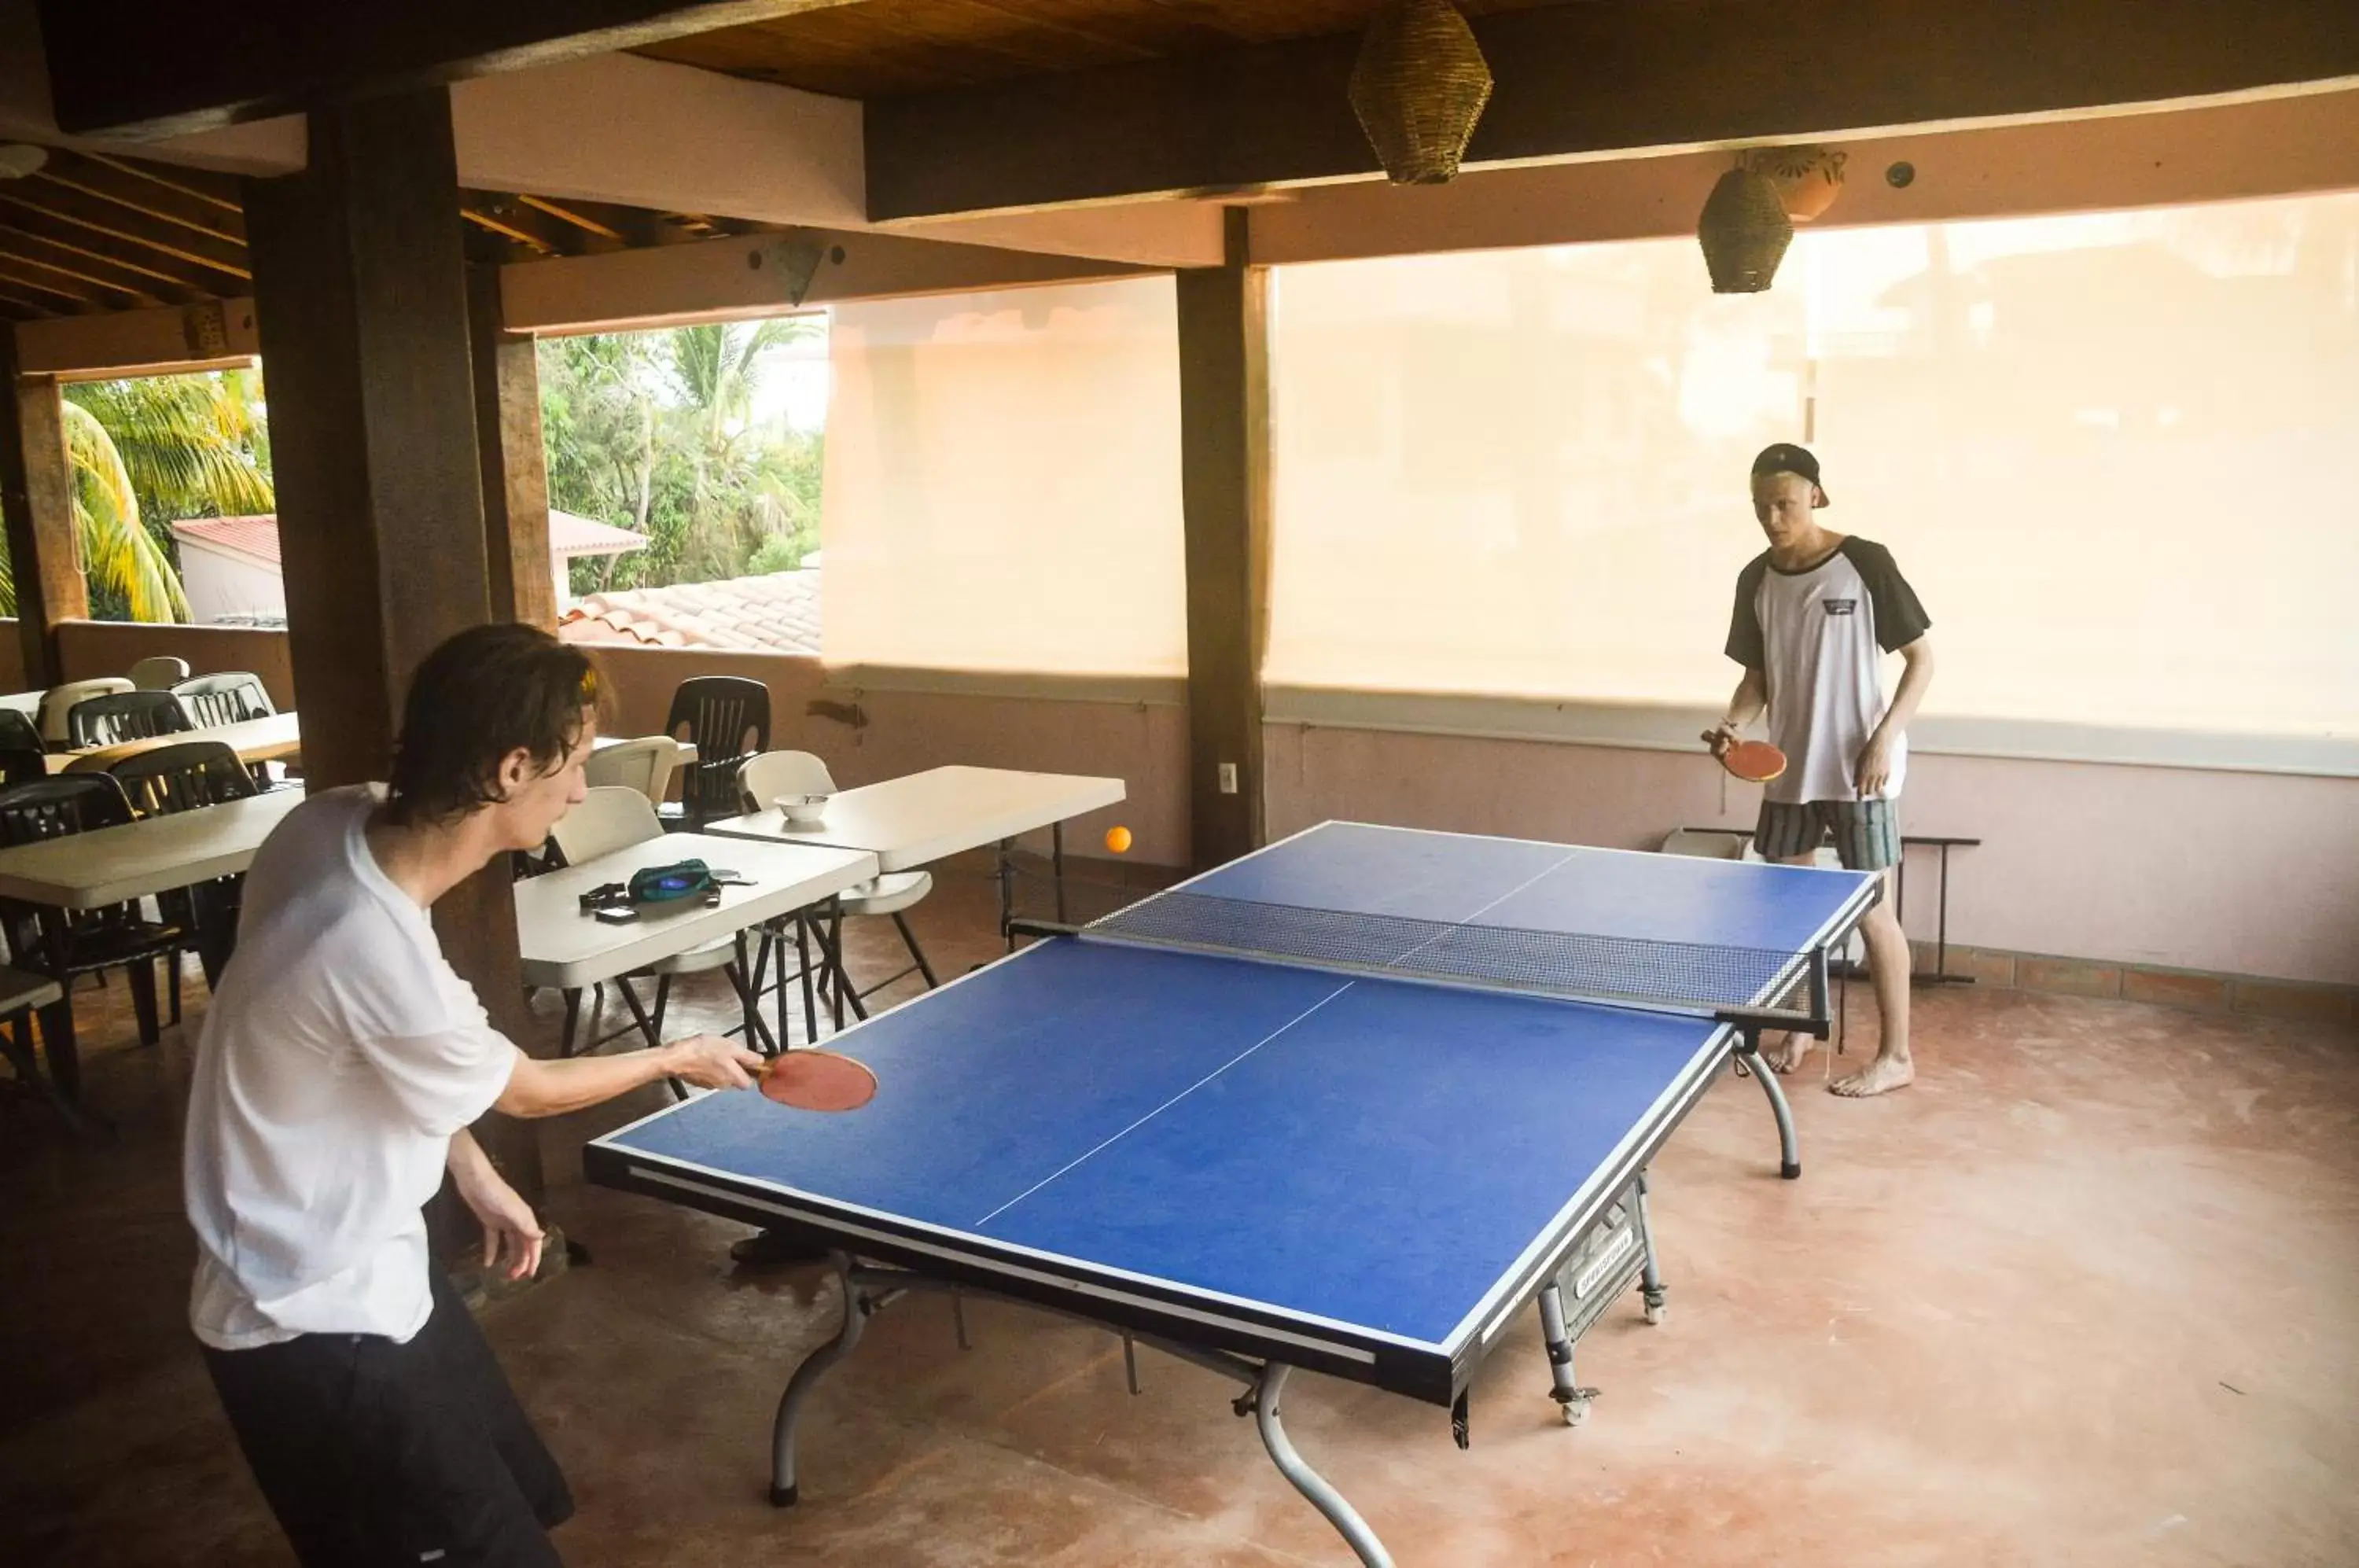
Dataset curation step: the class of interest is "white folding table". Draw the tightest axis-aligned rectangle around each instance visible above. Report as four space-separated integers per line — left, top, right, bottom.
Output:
0 787 304 1100
54 710 304 774
0 786 304 909
513 831 877 1055
704 764 1126 931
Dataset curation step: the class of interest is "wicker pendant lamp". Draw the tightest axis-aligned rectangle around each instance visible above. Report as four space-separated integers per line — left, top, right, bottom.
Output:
1743 145 1848 222
1697 164 1793 293
1349 0 1494 185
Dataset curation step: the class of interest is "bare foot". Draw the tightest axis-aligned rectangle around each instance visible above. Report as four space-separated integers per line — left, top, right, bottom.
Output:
1829 1055 1915 1097
1762 1032 1812 1074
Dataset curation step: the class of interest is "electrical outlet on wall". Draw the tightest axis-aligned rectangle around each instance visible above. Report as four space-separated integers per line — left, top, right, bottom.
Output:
1218 763 1238 794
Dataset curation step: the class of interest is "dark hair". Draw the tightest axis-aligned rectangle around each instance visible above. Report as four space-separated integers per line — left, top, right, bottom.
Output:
383 624 602 826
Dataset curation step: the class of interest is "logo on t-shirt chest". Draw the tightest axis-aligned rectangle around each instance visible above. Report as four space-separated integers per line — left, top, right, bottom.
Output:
1822 598 1857 617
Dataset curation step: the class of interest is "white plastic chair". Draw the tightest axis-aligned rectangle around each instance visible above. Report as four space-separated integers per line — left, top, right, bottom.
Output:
37 678 132 746
738 750 938 1040
545 786 764 1075
1658 826 1750 860
583 735 680 806
128 656 190 690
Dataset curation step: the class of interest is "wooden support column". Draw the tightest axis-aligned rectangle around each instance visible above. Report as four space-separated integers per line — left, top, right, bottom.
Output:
242 89 548 1217
1175 208 1269 870
0 335 90 689
469 267 558 629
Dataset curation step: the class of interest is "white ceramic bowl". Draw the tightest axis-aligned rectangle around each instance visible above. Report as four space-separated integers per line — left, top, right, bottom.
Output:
776 793 830 827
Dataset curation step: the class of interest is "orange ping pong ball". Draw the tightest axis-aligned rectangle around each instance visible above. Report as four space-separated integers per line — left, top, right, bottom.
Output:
1104 825 1133 855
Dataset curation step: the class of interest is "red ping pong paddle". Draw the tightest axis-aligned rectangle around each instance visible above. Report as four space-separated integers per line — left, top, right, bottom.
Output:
1704 734 1787 783
758 1051 878 1113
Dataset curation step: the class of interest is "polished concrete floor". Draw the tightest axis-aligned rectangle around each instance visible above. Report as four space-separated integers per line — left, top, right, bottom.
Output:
3 859 2357 1566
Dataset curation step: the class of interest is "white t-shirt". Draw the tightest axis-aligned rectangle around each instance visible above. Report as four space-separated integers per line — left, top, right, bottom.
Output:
1724 537 1931 805
184 786 517 1349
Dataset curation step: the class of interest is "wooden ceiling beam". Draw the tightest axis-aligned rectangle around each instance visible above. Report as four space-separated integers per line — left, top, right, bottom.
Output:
864 0 2359 219
0 187 252 280
35 0 874 138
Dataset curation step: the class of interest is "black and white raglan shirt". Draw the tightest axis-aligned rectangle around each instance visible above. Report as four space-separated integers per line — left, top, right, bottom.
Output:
1724 538 1931 805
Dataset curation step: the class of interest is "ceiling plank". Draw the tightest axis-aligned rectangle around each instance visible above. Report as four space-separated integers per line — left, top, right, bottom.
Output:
864 0 2359 219
0 188 253 280
36 0 874 138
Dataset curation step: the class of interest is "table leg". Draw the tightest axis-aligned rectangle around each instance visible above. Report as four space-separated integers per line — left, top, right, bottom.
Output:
38 913 79 1103
1735 1033 1801 1180
1632 1172 1668 1324
997 837 1016 948
1053 821 1068 926
1249 1364 1394 1568
1536 1283 1598 1426
771 1253 868 1507
795 915 818 1046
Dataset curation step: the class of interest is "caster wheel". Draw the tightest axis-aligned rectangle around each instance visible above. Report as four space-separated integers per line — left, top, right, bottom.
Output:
1559 1398 1591 1427
1644 1301 1665 1326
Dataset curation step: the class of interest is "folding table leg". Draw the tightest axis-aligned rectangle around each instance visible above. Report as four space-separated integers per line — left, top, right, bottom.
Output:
795 915 817 1045
1633 1172 1667 1324
1249 1364 1394 1567
771 1253 867 1507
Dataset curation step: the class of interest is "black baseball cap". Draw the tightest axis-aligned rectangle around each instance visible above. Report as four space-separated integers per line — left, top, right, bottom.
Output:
1751 443 1829 502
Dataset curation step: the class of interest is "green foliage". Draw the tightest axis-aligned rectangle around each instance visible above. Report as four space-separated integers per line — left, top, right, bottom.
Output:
6 370 274 624
539 318 824 598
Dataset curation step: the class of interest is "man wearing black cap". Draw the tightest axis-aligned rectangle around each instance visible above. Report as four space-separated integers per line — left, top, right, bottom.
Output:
1706 444 1935 1096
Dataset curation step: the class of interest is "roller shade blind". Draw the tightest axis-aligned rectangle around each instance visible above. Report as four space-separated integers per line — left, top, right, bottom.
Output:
819 278 1188 675
1266 193 2359 740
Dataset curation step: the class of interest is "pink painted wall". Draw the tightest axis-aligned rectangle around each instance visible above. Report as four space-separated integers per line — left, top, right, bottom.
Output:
1263 724 2359 987
582 644 1187 867
55 620 298 712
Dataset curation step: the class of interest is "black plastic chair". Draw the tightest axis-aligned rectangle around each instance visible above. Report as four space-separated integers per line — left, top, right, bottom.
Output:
171 672 276 728
0 775 187 1101
662 676 770 830
0 708 42 754
106 742 256 997
65 690 192 749
0 747 46 787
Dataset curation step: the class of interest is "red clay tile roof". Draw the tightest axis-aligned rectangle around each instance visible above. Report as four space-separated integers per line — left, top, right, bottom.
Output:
557 570 821 655
171 510 642 566
169 514 281 565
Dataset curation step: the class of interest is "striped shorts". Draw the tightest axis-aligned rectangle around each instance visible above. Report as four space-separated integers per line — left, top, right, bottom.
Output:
1754 797 1901 871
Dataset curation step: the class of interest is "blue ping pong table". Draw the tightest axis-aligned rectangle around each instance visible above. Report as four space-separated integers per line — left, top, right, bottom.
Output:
586 821 1879 1565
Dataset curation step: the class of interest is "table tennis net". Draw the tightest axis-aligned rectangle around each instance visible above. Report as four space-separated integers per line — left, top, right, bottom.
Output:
1084 890 1814 1018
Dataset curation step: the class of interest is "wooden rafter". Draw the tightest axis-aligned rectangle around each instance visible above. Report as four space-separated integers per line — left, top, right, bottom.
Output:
0 242 159 303
30 166 248 247
0 188 252 279
517 193 624 241
0 286 52 317
79 150 244 214
461 204 564 256
0 263 96 307
0 217 210 296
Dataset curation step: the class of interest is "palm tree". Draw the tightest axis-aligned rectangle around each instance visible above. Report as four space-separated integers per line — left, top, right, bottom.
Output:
57 403 193 623
0 370 273 622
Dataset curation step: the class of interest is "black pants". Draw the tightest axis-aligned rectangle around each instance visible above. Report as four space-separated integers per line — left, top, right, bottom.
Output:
203 1268 573 1568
